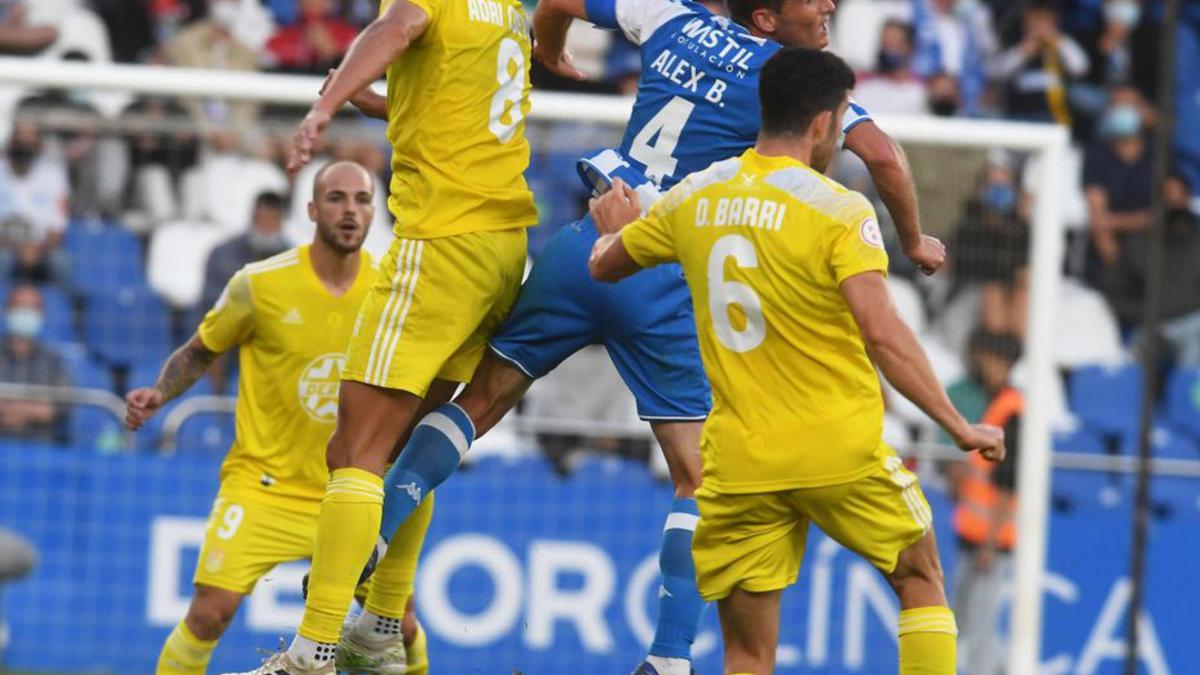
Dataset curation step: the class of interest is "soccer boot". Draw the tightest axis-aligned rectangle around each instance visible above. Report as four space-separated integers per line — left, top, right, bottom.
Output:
335 630 407 674
302 534 388 598
220 650 334 675
631 661 697 675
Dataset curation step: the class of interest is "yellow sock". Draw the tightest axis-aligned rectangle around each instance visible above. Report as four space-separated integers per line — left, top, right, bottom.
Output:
299 468 384 644
405 620 429 675
365 491 435 619
156 621 216 674
898 606 958 674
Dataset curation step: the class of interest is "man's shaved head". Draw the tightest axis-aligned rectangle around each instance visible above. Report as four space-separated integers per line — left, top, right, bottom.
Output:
312 160 375 201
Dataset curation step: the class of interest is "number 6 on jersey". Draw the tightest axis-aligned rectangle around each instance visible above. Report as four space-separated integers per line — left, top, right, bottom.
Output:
708 234 765 352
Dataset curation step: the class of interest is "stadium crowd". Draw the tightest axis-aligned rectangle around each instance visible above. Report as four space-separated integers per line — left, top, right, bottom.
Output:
0 0 1196 472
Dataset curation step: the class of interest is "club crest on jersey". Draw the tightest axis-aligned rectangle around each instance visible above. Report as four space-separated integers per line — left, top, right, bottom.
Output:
298 353 346 423
860 218 884 249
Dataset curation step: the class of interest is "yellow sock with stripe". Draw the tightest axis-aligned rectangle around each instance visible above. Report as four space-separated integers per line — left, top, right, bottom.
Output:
364 491 435 621
405 620 429 675
898 606 958 674
156 621 216 674
298 468 384 645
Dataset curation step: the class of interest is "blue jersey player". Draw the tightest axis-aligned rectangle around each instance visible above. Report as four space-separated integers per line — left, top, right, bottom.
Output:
366 0 947 673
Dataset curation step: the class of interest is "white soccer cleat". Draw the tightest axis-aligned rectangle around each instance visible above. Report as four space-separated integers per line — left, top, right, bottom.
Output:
220 650 335 675
336 630 407 674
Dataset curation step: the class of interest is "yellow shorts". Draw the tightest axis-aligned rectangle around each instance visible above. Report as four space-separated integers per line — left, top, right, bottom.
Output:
343 228 527 396
693 453 932 602
193 488 320 594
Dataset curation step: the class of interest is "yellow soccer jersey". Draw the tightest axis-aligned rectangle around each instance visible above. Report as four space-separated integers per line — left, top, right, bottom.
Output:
198 246 376 502
621 149 890 493
381 0 537 239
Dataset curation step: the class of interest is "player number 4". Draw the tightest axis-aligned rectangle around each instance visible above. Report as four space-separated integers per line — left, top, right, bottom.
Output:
629 96 695 185
708 235 766 353
489 37 526 144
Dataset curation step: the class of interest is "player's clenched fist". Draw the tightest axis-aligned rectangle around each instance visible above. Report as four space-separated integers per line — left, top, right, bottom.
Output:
124 387 165 431
954 423 1006 463
589 178 642 234
904 234 947 276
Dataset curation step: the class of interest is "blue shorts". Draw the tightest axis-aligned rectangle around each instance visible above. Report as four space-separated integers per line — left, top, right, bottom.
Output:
489 216 711 421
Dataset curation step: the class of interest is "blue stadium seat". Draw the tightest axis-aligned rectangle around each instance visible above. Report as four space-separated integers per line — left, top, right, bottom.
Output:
83 286 172 369
39 286 78 345
1052 425 1107 454
1068 363 1142 438
1164 367 1200 440
63 222 145 298
175 411 235 454
1120 425 1200 460
69 404 126 451
56 345 113 392
1151 476 1200 523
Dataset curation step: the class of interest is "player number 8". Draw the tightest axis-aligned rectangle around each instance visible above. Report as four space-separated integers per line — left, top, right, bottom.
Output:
215 503 245 540
489 38 526 144
708 235 766 353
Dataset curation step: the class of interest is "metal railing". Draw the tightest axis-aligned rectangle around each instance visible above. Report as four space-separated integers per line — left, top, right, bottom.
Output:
4 384 1200 479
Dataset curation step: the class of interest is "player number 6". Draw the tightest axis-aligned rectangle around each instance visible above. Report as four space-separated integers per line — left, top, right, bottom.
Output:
707 234 766 353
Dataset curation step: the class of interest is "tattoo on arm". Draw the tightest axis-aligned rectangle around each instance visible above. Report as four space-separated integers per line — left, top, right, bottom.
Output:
155 337 220 403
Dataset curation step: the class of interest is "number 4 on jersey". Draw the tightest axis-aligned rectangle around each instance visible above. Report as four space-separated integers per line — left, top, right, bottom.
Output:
629 96 695 185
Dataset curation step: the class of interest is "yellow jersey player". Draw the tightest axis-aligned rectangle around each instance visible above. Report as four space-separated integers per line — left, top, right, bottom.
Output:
123 163 438 674
588 49 1005 675
233 0 537 670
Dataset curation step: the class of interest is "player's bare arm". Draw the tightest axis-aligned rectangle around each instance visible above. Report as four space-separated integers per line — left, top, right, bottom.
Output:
843 122 945 276
289 0 431 173
124 335 220 430
531 0 588 80
840 271 1005 462
321 69 387 120
588 179 644 281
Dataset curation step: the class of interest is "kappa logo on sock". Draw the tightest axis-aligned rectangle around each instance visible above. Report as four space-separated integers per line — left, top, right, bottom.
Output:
398 481 421 503
659 586 673 598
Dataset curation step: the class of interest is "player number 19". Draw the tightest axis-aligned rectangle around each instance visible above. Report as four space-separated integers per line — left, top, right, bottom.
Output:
489 38 526 143
708 235 766 353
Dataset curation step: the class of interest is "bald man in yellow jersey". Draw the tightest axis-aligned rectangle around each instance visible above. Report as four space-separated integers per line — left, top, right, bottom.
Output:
227 0 538 671
122 162 438 674
588 49 1005 675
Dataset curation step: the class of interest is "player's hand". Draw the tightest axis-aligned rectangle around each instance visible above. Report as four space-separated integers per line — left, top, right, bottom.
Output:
125 387 165 431
589 178 641 234
532 43 587 81
287 108 333 176
953 423 1006 463
904 234 946 276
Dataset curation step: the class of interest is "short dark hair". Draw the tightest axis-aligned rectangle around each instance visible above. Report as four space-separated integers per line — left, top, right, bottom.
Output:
758 48 856 137
254 191 285 211
727 0 783 28
968 329 1023 363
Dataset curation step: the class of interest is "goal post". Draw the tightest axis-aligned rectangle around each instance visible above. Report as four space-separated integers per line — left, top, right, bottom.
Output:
0 56 1069 673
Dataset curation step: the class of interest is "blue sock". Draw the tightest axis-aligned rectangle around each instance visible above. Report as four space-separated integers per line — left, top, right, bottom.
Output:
379 403 474 542
649 497 706 661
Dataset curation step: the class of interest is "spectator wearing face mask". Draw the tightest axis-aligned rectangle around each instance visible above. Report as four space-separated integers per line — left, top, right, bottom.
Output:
0 120 69 285
0 285 70 443
854 20 928 115
951 153 1030 337
1105 174 1200 359
163 0 266 132
200 191 289 312
990 0 1089 125
1083 86 1152 275
926 72 962 117
264 0 357 75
